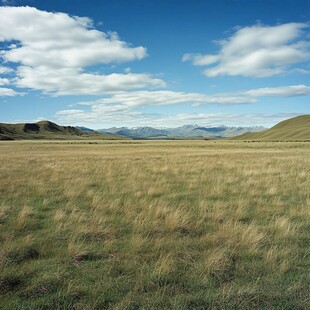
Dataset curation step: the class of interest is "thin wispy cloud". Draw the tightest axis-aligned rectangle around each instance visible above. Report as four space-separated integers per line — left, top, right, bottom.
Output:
244 85 310 97
56 109 301 128
55 85 310 127
183 23 310 77
79 90 256 108
1 0 14 5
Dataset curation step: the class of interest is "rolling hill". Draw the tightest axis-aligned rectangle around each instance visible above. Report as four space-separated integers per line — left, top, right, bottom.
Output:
233 115 310 141
0 121 127 140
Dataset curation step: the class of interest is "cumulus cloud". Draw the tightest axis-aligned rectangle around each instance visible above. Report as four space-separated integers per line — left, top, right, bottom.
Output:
0 6 165 95
0 66 13 74
0 6 146 67
0 77 9 85
183 23 310 77
0 87 20 96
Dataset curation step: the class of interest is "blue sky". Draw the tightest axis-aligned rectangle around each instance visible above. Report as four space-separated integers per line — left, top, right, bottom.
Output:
0 0 310 128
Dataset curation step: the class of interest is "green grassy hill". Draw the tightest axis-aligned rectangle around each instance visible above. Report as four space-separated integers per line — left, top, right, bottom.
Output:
233 115 310 141
0 121 127 140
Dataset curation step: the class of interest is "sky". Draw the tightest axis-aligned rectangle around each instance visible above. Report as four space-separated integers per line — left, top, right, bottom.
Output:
0 0 310 129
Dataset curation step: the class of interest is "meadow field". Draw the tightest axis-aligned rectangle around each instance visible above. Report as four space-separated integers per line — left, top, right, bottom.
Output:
0 140 309 309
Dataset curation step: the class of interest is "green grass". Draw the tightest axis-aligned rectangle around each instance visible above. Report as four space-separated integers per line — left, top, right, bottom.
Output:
233 114 310 141
0 120 127 140
0 140 310 309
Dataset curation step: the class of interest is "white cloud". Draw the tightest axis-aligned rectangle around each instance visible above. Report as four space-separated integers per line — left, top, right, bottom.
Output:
183 23 310 77
55 85 310 127
0 6 165 95
245 85 310 97
182 53 220 66
71 84 310 109
0 6 146 67
0 66 13 74
55 90 256 126
15 67 165 95
0 77 9 85
56 108 301 128
0 87 19 96
79 90 255 108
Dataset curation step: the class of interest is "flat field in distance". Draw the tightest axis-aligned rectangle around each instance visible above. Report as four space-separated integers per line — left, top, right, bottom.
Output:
0 140 309 309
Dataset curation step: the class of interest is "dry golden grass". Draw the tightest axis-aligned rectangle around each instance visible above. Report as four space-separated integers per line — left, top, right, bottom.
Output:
0 140 309 309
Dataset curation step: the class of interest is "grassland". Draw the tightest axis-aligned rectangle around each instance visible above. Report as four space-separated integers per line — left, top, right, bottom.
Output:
0 121 126 141
233 114 310 141
0 140 309 309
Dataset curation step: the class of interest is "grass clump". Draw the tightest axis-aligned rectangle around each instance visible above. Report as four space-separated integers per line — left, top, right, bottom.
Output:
0 275 22 294
5 246 39 264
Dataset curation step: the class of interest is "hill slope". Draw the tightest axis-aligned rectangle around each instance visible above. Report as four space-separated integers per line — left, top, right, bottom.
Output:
0 121 127 140
233 115 310 141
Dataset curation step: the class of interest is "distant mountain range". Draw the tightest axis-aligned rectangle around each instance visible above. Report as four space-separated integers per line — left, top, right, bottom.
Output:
233 115 310 141
75 126 96 133
0 121 127 140
2 115 309 141
94 125 266 139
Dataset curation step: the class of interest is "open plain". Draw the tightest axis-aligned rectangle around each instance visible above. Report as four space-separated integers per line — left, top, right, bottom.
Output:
0 140 309 309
